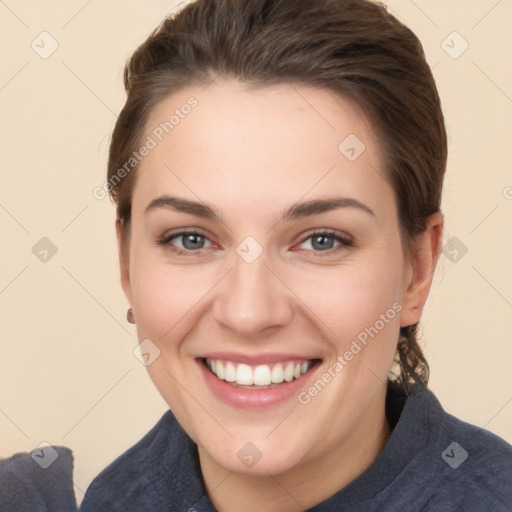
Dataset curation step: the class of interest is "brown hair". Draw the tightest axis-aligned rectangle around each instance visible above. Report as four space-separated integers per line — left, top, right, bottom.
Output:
107 0 447 394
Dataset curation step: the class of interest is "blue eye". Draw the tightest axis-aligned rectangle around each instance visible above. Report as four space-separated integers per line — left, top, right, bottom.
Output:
158 229 353 256
298 231 353 253
159 230 213 255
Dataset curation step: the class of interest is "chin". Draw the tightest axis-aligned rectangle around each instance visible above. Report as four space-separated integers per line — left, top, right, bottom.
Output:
211 441 308 476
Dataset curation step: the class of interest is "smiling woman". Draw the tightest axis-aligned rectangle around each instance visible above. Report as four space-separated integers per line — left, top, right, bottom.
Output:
2 0 510 511
79 0 511 510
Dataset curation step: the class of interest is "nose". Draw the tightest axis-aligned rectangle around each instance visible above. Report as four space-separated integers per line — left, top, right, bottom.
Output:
212 251 294 338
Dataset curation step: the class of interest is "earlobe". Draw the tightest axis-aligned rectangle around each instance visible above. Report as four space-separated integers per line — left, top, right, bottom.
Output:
399 212 443 327
115 218 132 305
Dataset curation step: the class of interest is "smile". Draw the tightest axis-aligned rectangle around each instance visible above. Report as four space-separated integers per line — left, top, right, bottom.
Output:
203 357 318 388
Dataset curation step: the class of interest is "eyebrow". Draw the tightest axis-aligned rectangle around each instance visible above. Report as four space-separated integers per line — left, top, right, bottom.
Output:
144 195 375 221
145 196 222 220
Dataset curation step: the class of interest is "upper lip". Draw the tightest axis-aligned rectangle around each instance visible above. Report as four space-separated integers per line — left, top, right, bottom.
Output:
197 352 321 365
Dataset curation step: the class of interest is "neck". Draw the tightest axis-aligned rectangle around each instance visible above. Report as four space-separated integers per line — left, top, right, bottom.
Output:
198 386 391 512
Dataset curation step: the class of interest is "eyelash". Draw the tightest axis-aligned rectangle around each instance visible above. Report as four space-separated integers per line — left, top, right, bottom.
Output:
157 229 354 257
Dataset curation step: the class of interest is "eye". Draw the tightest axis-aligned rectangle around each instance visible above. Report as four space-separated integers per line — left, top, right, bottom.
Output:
157 228 353 257
297 230 353 254
158 230 214 255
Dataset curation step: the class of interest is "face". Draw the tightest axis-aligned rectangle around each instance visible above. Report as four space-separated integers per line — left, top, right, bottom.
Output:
118 80 431 476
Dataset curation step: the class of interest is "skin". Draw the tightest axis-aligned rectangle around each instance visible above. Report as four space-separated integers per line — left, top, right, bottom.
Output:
116 79 443 511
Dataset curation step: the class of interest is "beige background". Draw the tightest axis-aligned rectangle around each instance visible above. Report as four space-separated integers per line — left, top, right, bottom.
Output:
1 0 511 505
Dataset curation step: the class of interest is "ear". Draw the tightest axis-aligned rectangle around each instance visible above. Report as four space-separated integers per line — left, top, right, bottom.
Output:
399 212 443 327
115 218 133 306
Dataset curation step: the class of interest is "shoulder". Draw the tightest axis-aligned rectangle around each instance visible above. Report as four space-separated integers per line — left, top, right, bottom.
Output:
80 409 208 511
412 387 512 464
87 409 179 475
80 410 175 506
405 388 512 511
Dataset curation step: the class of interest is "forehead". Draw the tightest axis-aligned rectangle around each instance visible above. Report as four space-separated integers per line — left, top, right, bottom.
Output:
132 80 394 224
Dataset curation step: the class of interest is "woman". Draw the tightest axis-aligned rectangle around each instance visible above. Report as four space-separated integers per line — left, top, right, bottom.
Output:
81 0 512 510
2 0 510 511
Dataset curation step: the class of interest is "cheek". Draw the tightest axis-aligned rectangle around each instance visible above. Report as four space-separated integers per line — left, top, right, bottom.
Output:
286 253 404 389
128 258 218 437
292 259 403 338
131 262 215 341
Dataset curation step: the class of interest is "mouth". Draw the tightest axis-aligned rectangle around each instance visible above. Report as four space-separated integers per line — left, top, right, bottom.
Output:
202 357 320 389
196 355 322 408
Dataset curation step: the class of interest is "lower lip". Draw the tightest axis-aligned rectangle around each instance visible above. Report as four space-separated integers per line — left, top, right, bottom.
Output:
197 359 320 409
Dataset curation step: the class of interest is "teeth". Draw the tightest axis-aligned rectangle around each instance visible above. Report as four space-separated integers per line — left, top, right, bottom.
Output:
215 360 225 380
236 364 253 385
224 361 236 382
205 358 313 386
284 362 295 382
271 364 284 384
